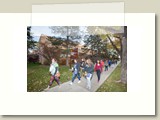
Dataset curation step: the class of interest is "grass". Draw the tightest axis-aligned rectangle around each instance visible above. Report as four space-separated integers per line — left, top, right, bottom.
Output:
97 64 127 92
27 63 72 92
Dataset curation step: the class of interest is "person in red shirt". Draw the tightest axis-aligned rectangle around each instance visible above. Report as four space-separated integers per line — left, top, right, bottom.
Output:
94 60 103 82
100 59 104 72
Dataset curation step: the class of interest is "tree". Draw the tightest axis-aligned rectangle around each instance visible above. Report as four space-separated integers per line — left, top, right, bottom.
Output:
106 34 121 58
38 35 79 65
120 26 127 84
105 27 127 84
84 34 109 59
107 49 119 59
38 36 62 64
50 26 81 66
38 42 61 64
27 26 36 54
85 26 127 84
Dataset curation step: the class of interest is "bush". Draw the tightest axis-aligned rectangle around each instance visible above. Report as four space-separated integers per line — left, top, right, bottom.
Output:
27 54 39 63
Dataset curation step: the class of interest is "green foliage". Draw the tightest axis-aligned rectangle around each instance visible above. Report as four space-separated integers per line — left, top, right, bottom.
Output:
108 49 119 59
27 26 36 53
27 63 72 92
97 64 127 92
84 35 109 58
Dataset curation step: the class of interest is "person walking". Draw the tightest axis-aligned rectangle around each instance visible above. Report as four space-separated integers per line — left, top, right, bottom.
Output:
108 59 111 68
100 59 104 72
84 59 94 90
80 58 86 77
69 59 81 85
116 59 118 64
94 60 103 83
104 59 109 71
111 59 114 68
115 59 117 64
46 58 60 89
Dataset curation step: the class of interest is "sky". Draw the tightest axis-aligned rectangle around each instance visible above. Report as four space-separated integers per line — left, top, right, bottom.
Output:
31 26 87 44
31 26 53 41
30 26 124 44
31 26 53 36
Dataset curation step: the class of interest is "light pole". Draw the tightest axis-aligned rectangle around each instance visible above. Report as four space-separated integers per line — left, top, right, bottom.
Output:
66 27 69 66
68 45 72 69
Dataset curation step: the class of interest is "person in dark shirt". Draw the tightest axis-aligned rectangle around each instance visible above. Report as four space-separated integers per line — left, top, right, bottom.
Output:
84 59 94 89
108 59 111 68
69 59 81 85
80 58 86 77
104 59 109 71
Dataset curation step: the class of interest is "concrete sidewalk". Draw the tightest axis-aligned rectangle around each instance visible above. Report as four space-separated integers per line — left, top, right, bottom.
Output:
43 61 120 92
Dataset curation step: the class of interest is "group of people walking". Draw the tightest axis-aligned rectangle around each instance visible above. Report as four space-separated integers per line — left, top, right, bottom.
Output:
46 57 118 90
69 58 94 90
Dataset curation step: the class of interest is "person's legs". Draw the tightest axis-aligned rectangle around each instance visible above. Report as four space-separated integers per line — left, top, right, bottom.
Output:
82 69 85 77
97 70 101 82
80 68 83 77
87 78 91 89
86 78 89 88
89 79 91 89
96 70 100 82
88 76 91 89
86 74 91 89
77 72 81 80
96 70 98 81
54 76 60 85
48 75 55 88
71 73 77 83
105 65 108 71
99 71 101 81
76 72 81 83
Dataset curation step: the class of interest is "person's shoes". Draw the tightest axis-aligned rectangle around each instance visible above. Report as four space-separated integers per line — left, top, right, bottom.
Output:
78 81 81 83
69 82 73 85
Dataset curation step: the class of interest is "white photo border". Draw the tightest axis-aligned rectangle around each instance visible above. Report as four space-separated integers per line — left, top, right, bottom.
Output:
0 13 155 115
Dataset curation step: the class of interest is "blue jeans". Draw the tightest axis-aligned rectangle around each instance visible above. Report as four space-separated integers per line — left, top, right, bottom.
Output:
96 70 101 81
86 73 92 89
72 72 81 82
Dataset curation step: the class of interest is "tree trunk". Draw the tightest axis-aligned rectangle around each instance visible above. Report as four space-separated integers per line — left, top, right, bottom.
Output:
121 27 127 84
66 36 69 66
66 53 69 66
120 38 122 61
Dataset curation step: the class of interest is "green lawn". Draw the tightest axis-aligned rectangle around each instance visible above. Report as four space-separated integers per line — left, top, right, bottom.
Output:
97 64 127 92
27 63 72 92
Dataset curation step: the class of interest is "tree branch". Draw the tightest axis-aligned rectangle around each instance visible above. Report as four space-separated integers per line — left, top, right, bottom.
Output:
106 35 121 57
